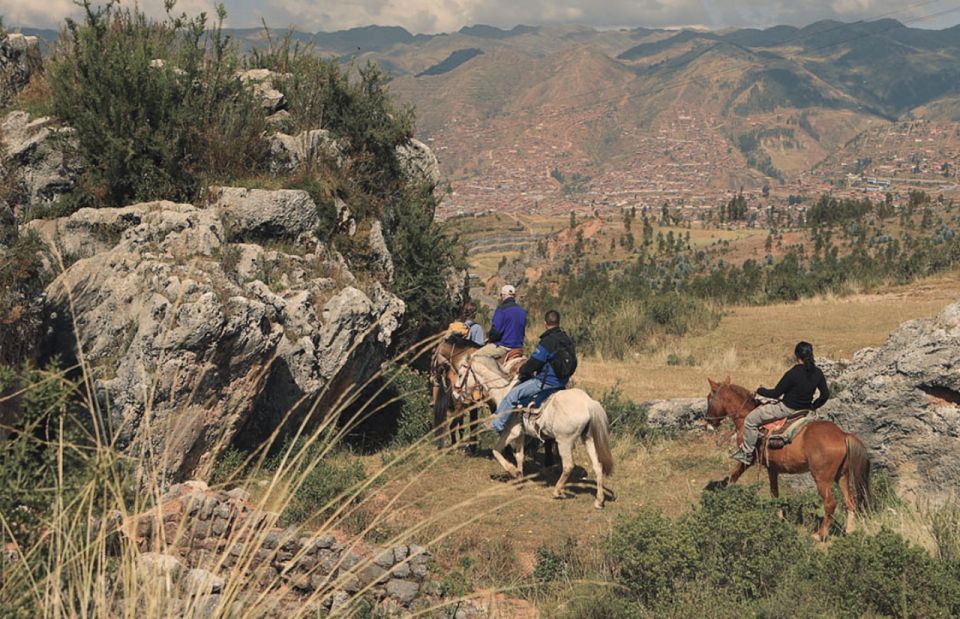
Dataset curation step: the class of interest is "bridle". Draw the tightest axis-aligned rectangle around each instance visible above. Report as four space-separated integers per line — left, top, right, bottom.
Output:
455 357 513 404
706 384 754 426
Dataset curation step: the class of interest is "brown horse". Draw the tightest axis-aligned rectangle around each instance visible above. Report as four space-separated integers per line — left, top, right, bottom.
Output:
430 339 487 449
705 377 871 540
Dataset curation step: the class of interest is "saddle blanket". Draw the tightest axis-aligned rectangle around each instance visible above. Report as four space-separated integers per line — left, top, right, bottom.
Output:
762 411 815 445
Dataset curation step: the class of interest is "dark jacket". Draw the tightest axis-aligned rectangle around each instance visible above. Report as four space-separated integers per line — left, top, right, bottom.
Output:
488 298 527 349
758 364 830 411
518 327 575 389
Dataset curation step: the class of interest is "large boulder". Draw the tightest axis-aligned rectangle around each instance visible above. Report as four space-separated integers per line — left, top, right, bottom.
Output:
1 111 82 217
395 138 441 187
269 129 343 172
30 194 404 481
210 186 320 241
821 302 960 500
0 33 41 106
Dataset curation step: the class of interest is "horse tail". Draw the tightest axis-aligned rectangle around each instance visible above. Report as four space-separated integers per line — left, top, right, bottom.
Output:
844 433 871 511
588 400 615 477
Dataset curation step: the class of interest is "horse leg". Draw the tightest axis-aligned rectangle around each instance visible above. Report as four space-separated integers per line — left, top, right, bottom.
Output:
838 472 857 534
553 437 576 500
491 423 521 479
727 462 747 484
514 432 526 482
814 477 837 542
467 405 480 453
768 468 784 520
583 435 605 509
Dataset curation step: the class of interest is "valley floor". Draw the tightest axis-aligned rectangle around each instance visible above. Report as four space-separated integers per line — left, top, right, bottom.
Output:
349 270 960 611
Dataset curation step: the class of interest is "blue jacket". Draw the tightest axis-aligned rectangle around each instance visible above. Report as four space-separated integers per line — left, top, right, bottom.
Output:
488 298 527 349
519 327 574 389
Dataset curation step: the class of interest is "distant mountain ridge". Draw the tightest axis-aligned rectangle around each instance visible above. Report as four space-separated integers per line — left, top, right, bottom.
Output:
10 19 960 214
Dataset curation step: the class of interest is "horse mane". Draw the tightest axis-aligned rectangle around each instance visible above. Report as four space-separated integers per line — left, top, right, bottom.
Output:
723 382 761 415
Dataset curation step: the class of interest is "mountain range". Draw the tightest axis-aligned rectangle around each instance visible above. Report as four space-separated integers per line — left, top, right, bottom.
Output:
13 19 960 215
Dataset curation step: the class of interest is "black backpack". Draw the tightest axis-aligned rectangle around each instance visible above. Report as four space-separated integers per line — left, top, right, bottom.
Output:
550 334 578 380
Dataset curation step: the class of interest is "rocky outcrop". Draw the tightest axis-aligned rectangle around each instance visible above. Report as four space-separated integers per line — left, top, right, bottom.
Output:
396 138 441 187
237 69 287 113
30 194 403 482
821 302 960 500
1 111 82 217
269 129 343 171
0 33 41 106
645 398 706 430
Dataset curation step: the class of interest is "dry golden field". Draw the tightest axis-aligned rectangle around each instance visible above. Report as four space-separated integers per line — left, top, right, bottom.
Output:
577 270 960 402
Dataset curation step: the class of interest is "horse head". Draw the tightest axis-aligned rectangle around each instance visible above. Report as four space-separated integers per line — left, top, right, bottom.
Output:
705 377 756 428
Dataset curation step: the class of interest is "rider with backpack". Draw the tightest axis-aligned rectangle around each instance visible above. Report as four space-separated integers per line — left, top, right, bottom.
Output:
490 309 577 433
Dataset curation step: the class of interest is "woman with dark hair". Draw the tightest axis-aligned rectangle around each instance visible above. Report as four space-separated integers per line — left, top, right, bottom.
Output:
730 341 830 465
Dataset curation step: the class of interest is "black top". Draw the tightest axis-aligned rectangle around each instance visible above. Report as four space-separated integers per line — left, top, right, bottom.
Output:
518 327 575 387
758 364 830 411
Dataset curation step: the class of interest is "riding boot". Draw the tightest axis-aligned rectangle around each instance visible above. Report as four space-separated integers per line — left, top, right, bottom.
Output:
730 446 755 466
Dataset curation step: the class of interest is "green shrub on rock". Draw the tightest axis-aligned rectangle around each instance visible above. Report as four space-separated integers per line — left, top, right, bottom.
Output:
48 1 269 209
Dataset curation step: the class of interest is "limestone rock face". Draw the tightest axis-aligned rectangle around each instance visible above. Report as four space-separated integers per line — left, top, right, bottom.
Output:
210 186 319 241
237 69 287 113
395 138 441 187
0 33 41 105
31 194 403 481
820 302 960 500
1 111 82 217
269 129 343 171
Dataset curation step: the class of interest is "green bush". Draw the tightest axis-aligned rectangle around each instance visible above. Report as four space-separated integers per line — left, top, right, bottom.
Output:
0 229 47 365
600 484 960 617
0 359 90 543
803 528 960 618
269 441 366 527
533 545 572 583
600 386 658 442
385 363 433 448
49 1 269 209
691 485 808 598
607 509 699 605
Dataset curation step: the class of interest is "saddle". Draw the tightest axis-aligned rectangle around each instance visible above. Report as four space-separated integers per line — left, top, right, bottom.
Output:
760 411 815 450
498 348 525 375
516 391 561 439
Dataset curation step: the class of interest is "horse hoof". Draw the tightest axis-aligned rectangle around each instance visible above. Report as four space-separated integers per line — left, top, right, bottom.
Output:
812 532 825 543
594 500 604 510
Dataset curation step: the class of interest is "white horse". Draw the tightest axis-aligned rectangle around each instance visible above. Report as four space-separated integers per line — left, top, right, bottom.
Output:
460 360 615 509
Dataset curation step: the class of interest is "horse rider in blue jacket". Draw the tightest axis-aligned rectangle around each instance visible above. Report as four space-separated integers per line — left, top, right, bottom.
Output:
474 284 527 359
491 310 576 433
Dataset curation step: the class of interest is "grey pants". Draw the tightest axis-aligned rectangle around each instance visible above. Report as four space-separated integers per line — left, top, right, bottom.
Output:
473 343 511 358
742 401 795 452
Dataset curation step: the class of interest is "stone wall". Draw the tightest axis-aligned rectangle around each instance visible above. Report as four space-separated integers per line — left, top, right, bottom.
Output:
117 481 439 616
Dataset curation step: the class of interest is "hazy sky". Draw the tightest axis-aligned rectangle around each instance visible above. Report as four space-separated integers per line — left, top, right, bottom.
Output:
4 0 959 33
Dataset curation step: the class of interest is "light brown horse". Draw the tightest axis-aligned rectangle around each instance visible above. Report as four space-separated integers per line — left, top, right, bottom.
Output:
705 377 871 540
430 339 486 449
